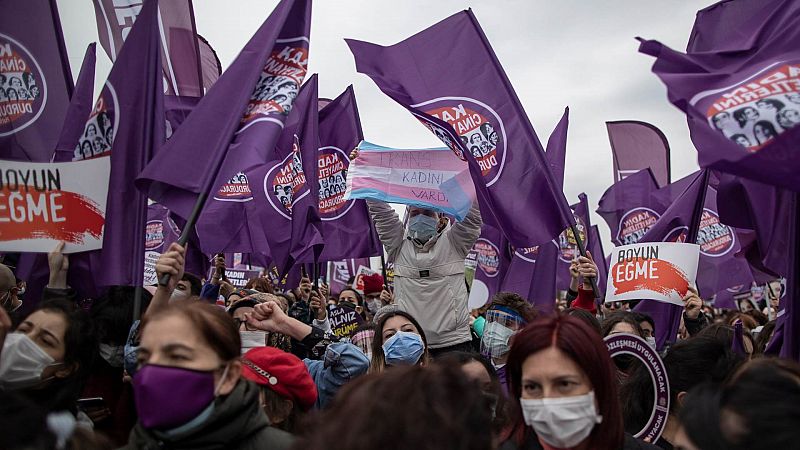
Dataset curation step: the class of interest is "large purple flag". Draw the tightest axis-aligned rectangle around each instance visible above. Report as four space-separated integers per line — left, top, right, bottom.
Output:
606 121 671 188
466 224 510 309
316 85 381 262
597 168 664 246
137 0 312 255
346 10 573 249
53 44 96 163
687 0 787 53
77 0 165 287
91 0 204 97
500 242 559 314
0 0 73 162
246 75 323 276
639 0 800 191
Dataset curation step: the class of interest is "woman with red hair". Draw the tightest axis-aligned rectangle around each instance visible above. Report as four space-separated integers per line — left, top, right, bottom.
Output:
500 315 658 450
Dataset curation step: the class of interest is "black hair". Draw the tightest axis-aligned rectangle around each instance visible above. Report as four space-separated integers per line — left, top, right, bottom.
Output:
601 311 644 337
91 286 153 346
563 307 602 335
181 272 202 296
620 335 744 434
753 120 777 144
629 311 655 334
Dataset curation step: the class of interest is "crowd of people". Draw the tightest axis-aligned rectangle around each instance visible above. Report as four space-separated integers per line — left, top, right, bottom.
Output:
0 199 798 450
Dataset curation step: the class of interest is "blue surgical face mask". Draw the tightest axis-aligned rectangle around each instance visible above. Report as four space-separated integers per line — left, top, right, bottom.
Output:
382 331 425 366
408 214 438 244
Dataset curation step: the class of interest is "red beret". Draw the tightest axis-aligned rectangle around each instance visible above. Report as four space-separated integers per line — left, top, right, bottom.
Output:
241 347 318 411
362 273 384 296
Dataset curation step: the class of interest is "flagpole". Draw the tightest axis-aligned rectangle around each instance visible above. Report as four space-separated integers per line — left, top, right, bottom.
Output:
571 224 601 302
158 191 208 286
380 253 388 289
686 170 710 255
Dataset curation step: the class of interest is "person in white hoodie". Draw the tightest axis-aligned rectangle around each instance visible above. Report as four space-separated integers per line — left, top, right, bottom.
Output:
366 200 482 357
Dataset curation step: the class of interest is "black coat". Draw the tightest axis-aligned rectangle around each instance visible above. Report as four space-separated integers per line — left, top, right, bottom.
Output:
499 431 661 450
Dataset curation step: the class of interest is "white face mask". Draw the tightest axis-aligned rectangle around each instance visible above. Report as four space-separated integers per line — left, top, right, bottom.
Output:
170 289 189 302
99 343 125 367
646 336 657 350
0 332 59 390
480 321 515 360
519 390 603 448
239 331 268 355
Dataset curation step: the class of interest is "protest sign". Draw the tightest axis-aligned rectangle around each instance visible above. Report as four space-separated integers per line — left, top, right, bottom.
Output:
606 242 699 306
328 304 364 338
207 266 261 288
0 158 110 253
605 334 670 443
345 141 474 220
352 264 378 294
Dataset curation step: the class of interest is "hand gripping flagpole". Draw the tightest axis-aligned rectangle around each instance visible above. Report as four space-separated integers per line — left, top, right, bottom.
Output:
157 191 209 287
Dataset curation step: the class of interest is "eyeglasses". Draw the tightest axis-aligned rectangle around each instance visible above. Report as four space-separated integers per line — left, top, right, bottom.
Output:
234 318 257 331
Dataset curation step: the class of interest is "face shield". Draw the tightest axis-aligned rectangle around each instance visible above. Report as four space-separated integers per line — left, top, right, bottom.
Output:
480 305 526 361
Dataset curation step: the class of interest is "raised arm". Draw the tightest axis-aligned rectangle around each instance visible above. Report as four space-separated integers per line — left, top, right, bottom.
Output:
448 201 482 257
366 200 405 258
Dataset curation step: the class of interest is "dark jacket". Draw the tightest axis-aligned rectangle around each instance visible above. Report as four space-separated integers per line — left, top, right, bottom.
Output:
500 431 661 450
120 380 293 450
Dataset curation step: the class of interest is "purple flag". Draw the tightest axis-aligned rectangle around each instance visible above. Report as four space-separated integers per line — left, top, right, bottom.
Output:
546 107 569 189
466 224 510 309
639 0 800 191
597 168 664 247
328 258 370 295
197 34 221 91
316 85 381 262
137 0 312 255
606 121 671 188
53 44 96 163
500 242 559 314
91 0 204 97
144 204 209 284
246 75 323 275
0 0 73 162
556 195 592 292
687 0 786 53
79 0 165 286
346 10 573 249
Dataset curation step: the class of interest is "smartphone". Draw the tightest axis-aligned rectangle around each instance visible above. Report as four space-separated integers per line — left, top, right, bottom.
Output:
77 397 106 410
215 253 226 279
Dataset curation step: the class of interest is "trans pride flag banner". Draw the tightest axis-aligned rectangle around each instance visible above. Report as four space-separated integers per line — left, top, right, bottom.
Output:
344 141 475 220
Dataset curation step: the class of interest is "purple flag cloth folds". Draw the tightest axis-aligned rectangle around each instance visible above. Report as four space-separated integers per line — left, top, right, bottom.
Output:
546 108 569 190
597 168 663 247
466 224 510 309
246 75 323 276
687 0 788 53
328 258 371 295
91 0 204 97
54 44 96 163
556 195 592 293
0 0 73 162
316 85 381 262
85 0 165 286
638 0 800 191
137 0 312 256
589 225 608 299
606 121 671 188
346 10 573 249
144 204 209 283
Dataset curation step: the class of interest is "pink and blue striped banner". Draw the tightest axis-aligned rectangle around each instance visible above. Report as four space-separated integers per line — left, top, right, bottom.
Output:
345 141 475 220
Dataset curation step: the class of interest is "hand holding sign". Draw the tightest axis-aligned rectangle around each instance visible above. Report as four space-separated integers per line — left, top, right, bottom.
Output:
47 241 69 289
155 243 186 294
606 242 700 306
309 290 326 321
682 286 702 320
380 288 394 305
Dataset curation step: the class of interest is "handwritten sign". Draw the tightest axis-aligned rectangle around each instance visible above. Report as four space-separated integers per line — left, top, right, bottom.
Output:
0 158 110 253
328 304 363 338
345 141 474 220
605 242 699 306
207 267 262 288
605 334 670 443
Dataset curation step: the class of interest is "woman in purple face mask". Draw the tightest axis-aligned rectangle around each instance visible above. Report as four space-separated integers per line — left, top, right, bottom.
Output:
122 300 294 449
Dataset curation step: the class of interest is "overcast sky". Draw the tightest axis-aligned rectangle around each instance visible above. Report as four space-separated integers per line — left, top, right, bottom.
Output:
56 0 712 250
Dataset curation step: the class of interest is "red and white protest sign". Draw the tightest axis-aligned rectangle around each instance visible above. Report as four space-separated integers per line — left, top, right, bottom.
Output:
352 264 378 294
605 242 699 306
0 158 110 253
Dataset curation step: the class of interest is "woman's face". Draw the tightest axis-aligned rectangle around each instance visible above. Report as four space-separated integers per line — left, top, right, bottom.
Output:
339 290 358 304
755 124 773 142
232 306 254 331
521 346 592 400
381 315 420 343
138 314 222 373
609 321 638 336
745 108 759 120
16 310 67 362
739 300 753 313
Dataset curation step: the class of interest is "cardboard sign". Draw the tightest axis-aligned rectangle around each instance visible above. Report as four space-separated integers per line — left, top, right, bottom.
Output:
0 158 110 253
328 304 364 338
605 334 670 443
606 242 699 306
208 267 262 289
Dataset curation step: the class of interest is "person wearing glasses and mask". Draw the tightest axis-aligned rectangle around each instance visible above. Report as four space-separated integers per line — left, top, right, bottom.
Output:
479 292 537 392
0 264 22 325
